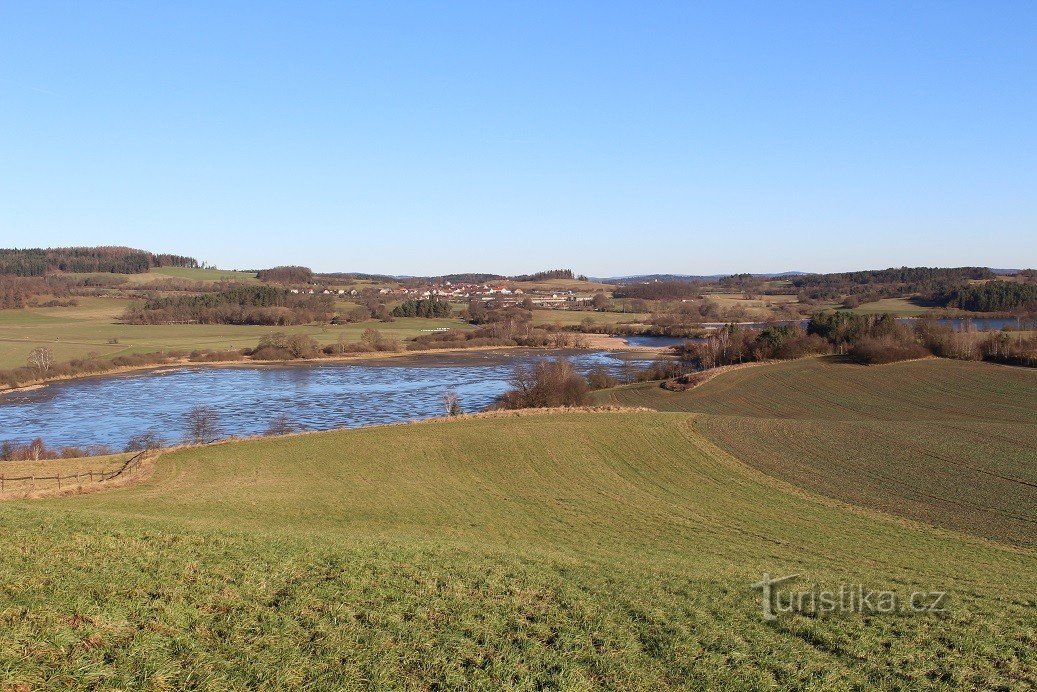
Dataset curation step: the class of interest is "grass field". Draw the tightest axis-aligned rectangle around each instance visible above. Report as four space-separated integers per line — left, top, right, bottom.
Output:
0 408 1034 688
60 267 260 285
849 297 932 316
593 357 1037 548
704 292 803 319
147 266 259 282
0 298 468 369
529 308 652 328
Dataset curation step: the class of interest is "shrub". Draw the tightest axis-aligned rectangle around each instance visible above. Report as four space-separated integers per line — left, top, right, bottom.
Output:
848 336 930 365
496 358 590 409
188 350 246 362
586 365 618 390
250 332 321 360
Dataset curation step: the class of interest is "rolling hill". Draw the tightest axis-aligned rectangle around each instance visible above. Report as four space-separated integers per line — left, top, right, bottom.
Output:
0 394 1034 687
593 357 1037 548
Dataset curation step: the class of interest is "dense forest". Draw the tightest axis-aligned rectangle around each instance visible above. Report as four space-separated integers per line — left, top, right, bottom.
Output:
791 266 994 288
436 273 504 284
511 269 574 282
390 299 453 318
612 281 703 300
123 286 334 325
255 266 313 283
935 281 1037 312
0 247 197 276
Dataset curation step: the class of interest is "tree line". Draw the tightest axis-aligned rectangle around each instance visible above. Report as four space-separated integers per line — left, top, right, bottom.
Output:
390 299 452 318
0 247 198 276
511 269 575 282
933 281 1037 312
255 266 314 283
791 266 997 302
791 266 994 289
122 285 334 325
612 281 704 300
669 311 1035 373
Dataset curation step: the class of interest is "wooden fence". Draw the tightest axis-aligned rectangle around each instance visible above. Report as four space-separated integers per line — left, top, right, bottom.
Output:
0 450 149 494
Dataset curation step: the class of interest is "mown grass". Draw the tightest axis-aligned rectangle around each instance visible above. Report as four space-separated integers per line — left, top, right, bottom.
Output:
0 298 468 369
849 297 932 316
0 410 1034 688
147 267 259 282
593 357 1037 548
529 309 652 328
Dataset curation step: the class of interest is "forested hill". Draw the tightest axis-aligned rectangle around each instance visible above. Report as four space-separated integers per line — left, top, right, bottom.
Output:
790 266 995 289
0 247 198 276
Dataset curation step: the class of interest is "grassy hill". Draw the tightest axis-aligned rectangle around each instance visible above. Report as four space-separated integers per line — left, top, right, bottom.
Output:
593 357 1037 548
0 405 1034 688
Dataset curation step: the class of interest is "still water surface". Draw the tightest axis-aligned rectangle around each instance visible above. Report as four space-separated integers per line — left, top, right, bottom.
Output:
0 350 652 449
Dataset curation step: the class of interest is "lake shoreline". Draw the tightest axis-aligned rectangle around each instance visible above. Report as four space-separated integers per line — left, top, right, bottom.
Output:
0 335 669 396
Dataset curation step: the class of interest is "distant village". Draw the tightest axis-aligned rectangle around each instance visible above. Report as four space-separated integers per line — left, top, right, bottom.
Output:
289 281 585 307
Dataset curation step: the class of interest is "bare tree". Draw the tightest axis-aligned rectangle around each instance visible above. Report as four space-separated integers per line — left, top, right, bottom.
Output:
124 431 165 452
27 346 54 377
185 406 221 444
28 437 45 461
442 391 463 416
264 413 295 436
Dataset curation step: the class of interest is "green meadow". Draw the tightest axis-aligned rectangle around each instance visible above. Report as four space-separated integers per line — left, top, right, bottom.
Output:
848 297 932 316
529 308 652 328
0 357 1034 688
0 298 467 369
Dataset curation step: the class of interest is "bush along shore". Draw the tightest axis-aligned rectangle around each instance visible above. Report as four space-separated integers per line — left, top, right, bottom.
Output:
660 313 1036 389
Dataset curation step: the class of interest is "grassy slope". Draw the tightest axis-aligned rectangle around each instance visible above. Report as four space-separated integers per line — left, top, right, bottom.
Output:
0 411 1034 688
593 357 1037 548
0 298 467 369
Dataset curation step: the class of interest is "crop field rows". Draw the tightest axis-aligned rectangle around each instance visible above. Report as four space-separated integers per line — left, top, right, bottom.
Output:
594 357 1037 547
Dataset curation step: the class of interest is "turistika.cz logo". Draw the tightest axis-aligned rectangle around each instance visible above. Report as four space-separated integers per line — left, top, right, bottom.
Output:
751 573 948 621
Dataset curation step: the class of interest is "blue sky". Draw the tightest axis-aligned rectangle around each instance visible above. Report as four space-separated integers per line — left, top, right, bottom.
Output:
1 1 1034 275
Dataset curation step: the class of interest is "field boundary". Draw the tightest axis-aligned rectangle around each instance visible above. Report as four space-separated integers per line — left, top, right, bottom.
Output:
661 358 790 392
0 449 151 499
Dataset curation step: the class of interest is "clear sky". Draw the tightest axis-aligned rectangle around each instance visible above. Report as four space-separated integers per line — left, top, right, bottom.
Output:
1 1 1034 276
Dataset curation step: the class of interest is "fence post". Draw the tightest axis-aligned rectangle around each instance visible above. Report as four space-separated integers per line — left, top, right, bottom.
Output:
57 473 61 490
31 476 35 492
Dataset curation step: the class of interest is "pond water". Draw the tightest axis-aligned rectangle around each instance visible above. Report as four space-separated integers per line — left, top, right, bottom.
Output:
0 350 655 450
930 317 1032 331
623 335 697 348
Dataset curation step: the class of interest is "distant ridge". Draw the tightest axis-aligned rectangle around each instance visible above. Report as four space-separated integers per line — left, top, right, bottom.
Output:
591 271 808 283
